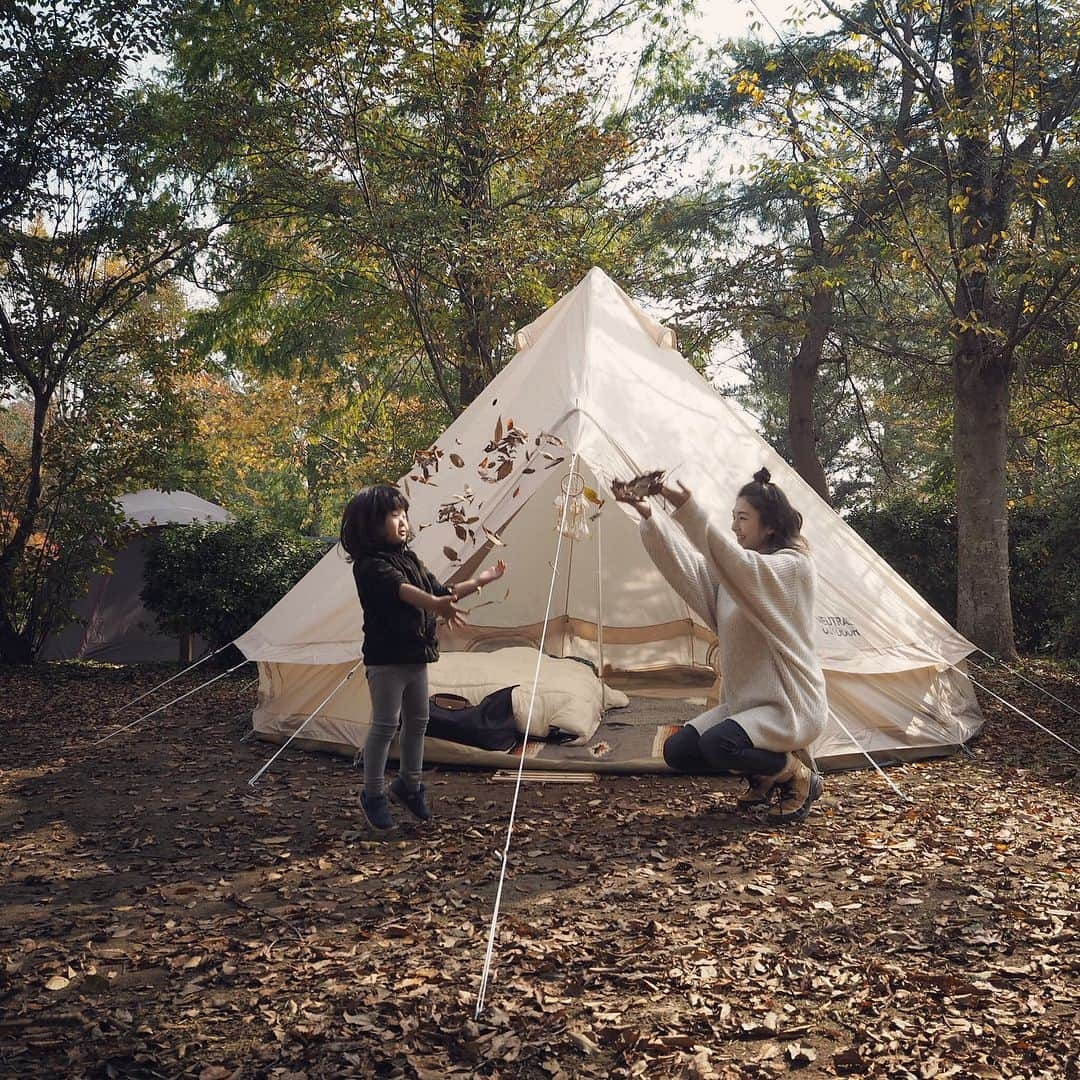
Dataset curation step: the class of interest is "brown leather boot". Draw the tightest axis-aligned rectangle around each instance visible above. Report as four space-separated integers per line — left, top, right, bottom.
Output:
736 774 777 808
764 753 824 824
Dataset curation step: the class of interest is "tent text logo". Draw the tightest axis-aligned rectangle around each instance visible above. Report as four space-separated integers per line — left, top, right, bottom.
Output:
817 615 861 639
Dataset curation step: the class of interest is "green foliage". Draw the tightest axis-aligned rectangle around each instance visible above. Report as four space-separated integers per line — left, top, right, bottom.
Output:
845 497 958 627
847 486 1080 657
170 0 711 415
141 517 330 648
1009 483 1080 656
0 281 206 661
0 2 221 662
686 0 1080 506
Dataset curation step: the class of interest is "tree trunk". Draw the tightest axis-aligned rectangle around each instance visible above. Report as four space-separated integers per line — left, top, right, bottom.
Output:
788 284 834 503
953 355 1016 656
454 0 494 410
0 390 48 664
948 0 1017 657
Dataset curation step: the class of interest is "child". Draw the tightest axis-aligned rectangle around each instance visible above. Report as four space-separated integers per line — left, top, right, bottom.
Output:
340 484 507 830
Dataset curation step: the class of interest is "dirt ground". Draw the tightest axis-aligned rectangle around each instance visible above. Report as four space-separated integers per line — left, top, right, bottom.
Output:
1 662 1077 1080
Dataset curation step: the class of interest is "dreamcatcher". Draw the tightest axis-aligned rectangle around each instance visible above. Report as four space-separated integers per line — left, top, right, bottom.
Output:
553 471 590 541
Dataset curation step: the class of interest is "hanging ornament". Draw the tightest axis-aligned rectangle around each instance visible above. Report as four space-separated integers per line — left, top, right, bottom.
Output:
554 471 590 541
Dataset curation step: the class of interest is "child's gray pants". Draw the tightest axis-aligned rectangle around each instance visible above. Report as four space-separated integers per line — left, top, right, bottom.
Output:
363 663 429 796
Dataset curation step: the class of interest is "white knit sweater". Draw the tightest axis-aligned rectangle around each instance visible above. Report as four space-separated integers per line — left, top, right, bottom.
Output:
640 496 828 752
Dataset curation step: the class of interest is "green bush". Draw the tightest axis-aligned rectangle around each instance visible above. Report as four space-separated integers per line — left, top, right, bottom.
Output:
1010 483 1080 656
141 516 330 649
846 483 1080 656
845 496 958 626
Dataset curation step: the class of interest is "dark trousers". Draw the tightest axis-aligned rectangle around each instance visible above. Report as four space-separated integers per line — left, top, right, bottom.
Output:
663 718 787 777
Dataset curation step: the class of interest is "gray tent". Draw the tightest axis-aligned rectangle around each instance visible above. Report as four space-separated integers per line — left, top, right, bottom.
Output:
42 490 231 663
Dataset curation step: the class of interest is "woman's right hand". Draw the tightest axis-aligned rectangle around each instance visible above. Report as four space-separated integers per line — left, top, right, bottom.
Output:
612 488 652 519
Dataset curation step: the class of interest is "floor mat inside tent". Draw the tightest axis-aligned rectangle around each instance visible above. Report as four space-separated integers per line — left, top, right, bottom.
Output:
424 693 701 774
261 693 704 775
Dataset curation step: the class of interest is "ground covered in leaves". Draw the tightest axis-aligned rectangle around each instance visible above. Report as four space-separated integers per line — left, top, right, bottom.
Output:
1 662 1077 1080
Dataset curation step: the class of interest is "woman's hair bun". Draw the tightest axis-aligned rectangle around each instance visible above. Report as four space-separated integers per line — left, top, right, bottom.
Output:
752 467 771 485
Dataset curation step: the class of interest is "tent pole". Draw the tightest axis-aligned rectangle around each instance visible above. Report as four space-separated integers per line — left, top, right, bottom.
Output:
562 535 575 656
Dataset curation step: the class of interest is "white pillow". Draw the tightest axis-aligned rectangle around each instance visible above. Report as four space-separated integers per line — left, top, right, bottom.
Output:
429 647 628 744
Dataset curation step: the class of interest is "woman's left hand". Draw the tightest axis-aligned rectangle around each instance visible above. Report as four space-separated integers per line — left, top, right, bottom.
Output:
661 481 692 509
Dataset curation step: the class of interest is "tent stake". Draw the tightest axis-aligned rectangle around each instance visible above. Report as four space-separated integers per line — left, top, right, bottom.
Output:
248 663 360 786
476 450 580 1018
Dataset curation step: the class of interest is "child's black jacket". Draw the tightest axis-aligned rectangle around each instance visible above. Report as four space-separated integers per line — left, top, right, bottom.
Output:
352 544 452 665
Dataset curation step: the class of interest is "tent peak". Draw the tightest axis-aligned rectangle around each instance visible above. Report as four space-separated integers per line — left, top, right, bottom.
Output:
513 267 677 353
118 490 232 527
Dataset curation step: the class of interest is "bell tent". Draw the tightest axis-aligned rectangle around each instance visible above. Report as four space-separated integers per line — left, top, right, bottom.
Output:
236 268 983 770
43 490 232 663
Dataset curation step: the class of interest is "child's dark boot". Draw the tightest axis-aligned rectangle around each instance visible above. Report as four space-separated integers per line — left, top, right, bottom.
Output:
360 791 395 831
389 777 432 822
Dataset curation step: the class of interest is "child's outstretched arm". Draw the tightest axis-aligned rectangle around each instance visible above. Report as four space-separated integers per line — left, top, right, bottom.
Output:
451 558 507 601
398 584 468 631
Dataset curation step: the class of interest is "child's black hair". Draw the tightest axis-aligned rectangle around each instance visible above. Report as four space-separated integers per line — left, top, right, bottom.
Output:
340 484 410 561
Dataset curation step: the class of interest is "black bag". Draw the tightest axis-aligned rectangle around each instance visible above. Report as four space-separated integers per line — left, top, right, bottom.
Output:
426 686 519 752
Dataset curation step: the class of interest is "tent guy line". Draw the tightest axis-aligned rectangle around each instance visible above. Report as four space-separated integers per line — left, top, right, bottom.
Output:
964 672 1080 757
247 663 361 786
972 649 1080 721
826 709 911 801
89 659 252 746
476 450 582 1018
105 641 236 721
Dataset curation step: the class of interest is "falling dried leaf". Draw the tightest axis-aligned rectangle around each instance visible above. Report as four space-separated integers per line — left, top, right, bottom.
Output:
442 546 459 562
449 453 465 468
482 525 505 546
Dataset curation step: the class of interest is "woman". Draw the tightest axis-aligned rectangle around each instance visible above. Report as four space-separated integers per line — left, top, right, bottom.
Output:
615 467 827 823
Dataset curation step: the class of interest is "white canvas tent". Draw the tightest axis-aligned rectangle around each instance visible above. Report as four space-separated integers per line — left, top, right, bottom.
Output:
43 490 231 663
237 268 983 769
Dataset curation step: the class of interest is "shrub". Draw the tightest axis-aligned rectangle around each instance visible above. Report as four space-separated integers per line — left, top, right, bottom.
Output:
845 496 957 626
141 516 330 649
